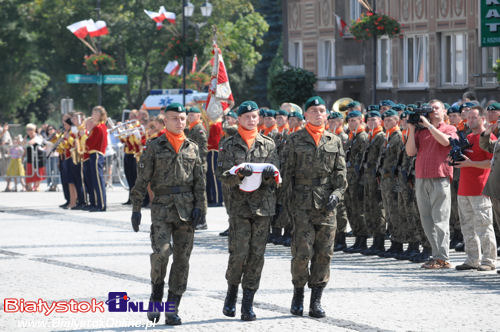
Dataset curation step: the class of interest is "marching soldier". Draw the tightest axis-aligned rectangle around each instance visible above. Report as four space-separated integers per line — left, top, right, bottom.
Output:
281 96 347 318
130 102 206 326
343 111 370 253
360 111 386 256
378 109 404 258
327 111 349 251
261 109 278 138
186 106 209 230
288 112 304 133
216 101 279 321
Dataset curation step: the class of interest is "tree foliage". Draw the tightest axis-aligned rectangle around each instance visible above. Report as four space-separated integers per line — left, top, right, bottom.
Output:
268 66 317 108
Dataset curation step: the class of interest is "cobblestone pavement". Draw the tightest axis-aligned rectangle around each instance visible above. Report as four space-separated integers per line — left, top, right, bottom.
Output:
0 186 499 332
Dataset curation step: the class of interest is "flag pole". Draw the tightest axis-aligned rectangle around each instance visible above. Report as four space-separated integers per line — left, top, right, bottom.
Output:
78 37 97 54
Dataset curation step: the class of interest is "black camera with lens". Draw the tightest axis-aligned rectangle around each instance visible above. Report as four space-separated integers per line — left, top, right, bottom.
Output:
448 131 472 166
407 102 432 125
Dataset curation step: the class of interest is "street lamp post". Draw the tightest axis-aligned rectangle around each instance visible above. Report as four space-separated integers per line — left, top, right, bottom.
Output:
182 1 212 106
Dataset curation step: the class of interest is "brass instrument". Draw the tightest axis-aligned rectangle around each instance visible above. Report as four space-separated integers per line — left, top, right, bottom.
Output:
108 120 141 135
332 97 354 117
289 103 303 115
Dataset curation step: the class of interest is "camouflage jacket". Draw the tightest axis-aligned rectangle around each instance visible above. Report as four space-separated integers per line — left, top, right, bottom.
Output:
186 122 208 163
362 132 385 179
130 135 207 221
216 132 279 217
380 130 403 178
345 131 369 179
281 129 347 212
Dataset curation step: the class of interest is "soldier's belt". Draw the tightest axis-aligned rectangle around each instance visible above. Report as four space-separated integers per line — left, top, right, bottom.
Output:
295 178 329 186
156 186 192 195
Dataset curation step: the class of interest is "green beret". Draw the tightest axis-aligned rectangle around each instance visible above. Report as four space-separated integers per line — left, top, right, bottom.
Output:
400 111 409 119
368 105 379 111
347 101 361 108
447 104 461 114
392 104 405 112
226 110 238 119
406 104 417 112
187 106 201 113
346 110 362 119
443 103 450 110
263 109 276 117
460 101 479 110
288 112 304 120
383 109 399 117
379 100 395 107
165 103 186 113
328 111 343 120
238 101 259 116
304 96 326 110
259 108 266 116
487 102 500 111
365 111 381 119
276 109 289 116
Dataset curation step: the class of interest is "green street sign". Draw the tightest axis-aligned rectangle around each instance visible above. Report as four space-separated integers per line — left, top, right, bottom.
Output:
102 75 128 85
66 74 128 85
66 74 98 84
480 0 500 47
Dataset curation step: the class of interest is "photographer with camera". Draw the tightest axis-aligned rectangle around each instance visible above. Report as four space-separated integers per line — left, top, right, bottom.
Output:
453 106 497 271
406 100 458 269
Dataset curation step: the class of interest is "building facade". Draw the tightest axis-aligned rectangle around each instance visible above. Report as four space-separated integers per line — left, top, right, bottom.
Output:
283 0 499 108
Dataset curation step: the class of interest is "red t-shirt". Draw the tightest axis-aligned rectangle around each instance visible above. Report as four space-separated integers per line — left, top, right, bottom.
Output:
458 132 495 196
415 122 458 180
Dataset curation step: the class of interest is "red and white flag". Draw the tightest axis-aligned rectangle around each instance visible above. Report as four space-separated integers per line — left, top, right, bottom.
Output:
145 6 176 25
177 65 184 76
159 6 176 24
87 19 109 37
164 61 180 75
67 20 90 38
191 54 198 73
205 44 234 121
335 14 348 37
144 9 164 23
156 22 163 30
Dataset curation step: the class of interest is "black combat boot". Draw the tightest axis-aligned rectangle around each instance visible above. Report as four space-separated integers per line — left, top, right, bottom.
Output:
272 227 284 245
334 232 347 252
147 282 164 323
309 287 326 318
165 291 182 325
396 242 420 260
343 237 361 253
454 241 465 252
241 288 257 321
351 236 367 253
449 232 460 249
384 242 403 258
219 228 229 236
411 246 431 263
282 228 292 247
362 235 385 256
290 287 304 316
222 284 238 317
379 240 396 258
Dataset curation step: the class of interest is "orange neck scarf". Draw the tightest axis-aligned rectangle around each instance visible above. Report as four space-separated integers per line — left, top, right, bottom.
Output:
290 126 300 133
258 124 265 133
385 125 400 140
263 124 277 136
165 130 186 153
305 123 325 146
369 126 384 142
278 123 289 133
456 120 467 132
348 124 365 140
401 128 409 144
335 126 343 135
238 126 258 149
189 120 201 131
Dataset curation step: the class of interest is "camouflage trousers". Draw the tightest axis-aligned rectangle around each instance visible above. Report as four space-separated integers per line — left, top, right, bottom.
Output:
397 183 425 243
150 204 194 296
363 178 385 236
291 209 336 288
450 179 461 236
380 177 400 241
336 200 349 233
345 172 368 237
226 215 270 290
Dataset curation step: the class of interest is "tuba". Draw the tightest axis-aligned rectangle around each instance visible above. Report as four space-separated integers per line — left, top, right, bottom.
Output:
332 97 354 115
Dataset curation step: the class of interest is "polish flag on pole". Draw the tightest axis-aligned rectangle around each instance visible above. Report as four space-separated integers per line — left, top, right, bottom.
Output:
144 9 164 23
156 22 163 30
164 61 180 75
177 65 184 76
191 54 198 73
159 6 176 24
67 20 90 38
87 20 109 37
205 44 234 121
335 14 348 37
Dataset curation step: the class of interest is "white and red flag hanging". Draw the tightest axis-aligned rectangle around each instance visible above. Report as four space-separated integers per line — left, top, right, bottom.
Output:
334 14 348 37
67 20 90 38
87 19 109 37
164 61 180 75
205 44 234 121
144 6 176 26
191 54 198 73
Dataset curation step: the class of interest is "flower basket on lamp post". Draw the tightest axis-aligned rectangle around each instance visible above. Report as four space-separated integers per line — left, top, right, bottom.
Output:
349 11 401 41
83 53 116 74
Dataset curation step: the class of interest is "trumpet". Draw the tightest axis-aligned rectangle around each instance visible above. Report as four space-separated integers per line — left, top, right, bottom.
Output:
108 120 140 135
117 124 145 141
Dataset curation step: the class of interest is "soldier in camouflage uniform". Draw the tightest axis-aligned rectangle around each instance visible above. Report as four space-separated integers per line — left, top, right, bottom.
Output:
377 110 404 258
360 111 386 256
216 101 279 321
185 106 209 230
282 96 347 318
130 103 206 326
327 111 350 251
343 111 370 253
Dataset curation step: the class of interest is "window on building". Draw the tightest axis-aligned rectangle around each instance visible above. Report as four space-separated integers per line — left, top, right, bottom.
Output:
402 35 428 87
441 32 467 86
481 47 500 85
317 39 336 91
349 0 362 23
377 37 391 86
288 41 303 68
